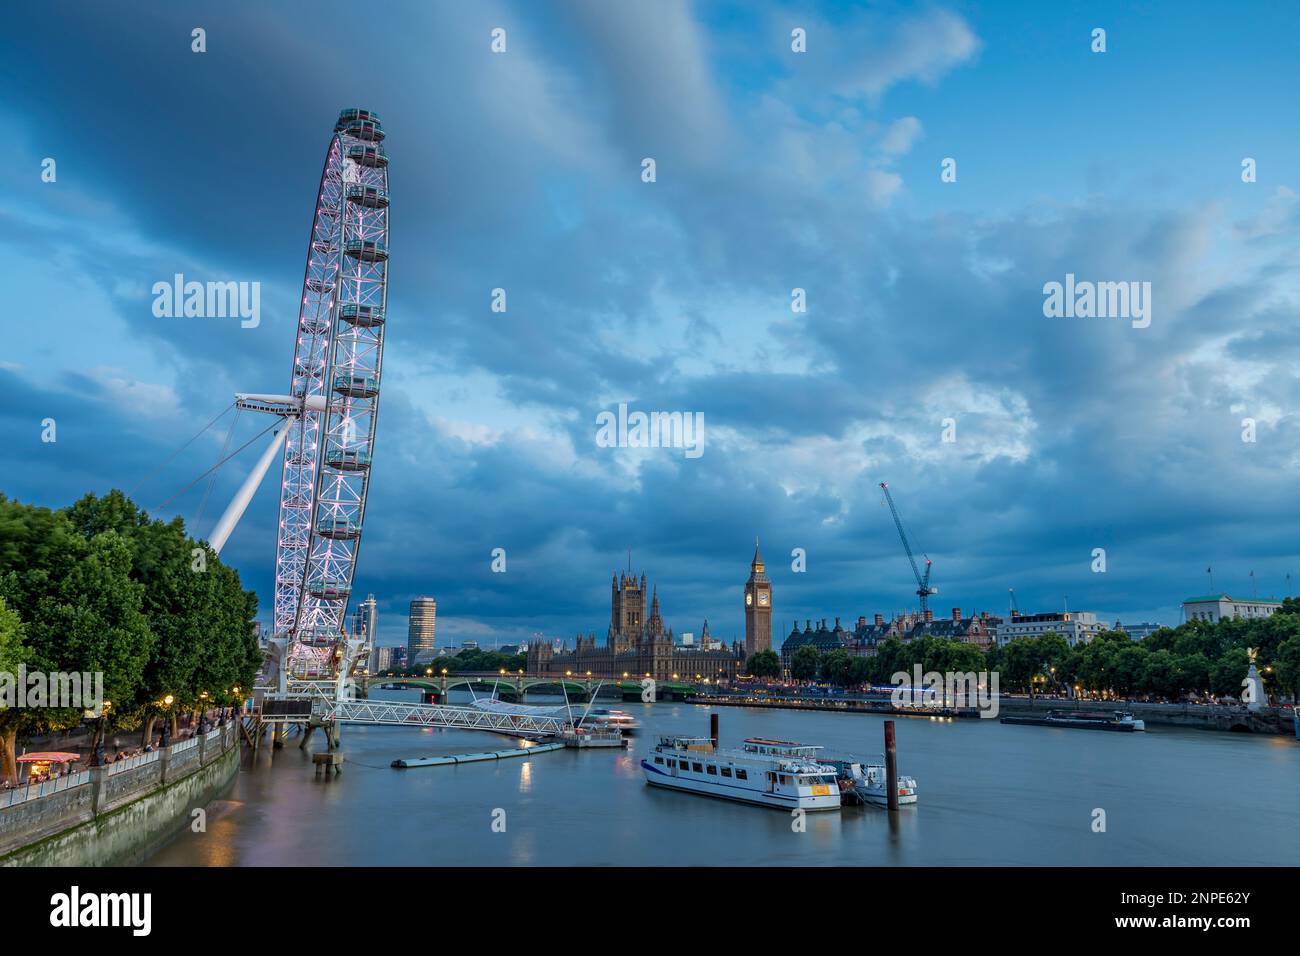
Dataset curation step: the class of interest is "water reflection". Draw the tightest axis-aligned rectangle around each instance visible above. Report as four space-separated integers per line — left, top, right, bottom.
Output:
147 695 1300 867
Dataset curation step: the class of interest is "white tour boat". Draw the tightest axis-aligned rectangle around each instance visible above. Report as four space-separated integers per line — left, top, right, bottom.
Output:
641 735 842 811
585 708 641 735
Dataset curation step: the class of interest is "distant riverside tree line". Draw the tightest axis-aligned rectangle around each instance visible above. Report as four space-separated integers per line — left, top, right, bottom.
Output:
0 491 261 786
745 608 1300 703
378 648 528 678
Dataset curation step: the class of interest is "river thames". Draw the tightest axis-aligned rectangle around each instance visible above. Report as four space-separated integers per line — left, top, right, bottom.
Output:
147 692 1300 866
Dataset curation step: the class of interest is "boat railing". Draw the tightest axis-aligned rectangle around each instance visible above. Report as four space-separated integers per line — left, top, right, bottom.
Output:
817 749 886 765
656 735 713 747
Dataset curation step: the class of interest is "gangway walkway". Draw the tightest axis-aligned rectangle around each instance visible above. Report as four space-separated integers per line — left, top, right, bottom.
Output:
326 698 572 739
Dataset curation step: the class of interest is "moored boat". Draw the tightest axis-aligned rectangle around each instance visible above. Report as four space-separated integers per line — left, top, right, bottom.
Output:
585 707 641 735
821 757 919 806
641 735 841 811
1001 709 1146 732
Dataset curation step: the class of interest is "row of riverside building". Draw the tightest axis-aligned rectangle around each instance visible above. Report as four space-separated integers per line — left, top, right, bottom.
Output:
781 596 1286 664
361 540 1287 678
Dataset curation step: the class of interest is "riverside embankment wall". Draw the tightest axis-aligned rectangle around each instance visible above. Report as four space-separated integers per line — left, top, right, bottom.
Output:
693 695 1293 734
0 722 240 866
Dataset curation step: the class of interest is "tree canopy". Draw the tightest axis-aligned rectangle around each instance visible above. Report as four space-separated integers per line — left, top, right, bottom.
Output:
0 491 260 784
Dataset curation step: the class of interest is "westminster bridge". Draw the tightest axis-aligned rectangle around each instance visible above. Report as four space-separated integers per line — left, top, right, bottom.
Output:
357 670 709 703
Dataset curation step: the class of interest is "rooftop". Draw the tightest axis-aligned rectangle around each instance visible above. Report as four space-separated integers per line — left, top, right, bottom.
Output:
1183 594 1283 605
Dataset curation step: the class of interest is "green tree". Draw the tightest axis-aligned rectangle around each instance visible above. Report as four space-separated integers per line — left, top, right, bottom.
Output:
870 637 907 686
0 501 153 776
0 596 34 784
790 645 820 682
1109 643 1150 698
821 648 853 686
745 649 780 678
1139 648 1177 699
998 638 1043 694
1274 635 1300 700
64 491 260 742
1173 652 1211 698
1209 647 1251 699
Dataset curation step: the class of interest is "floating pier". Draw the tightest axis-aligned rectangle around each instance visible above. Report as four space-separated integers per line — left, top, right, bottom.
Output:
391 742 564 768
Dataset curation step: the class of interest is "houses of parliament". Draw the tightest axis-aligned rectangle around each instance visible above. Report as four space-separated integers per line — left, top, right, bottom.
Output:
525 544 774 681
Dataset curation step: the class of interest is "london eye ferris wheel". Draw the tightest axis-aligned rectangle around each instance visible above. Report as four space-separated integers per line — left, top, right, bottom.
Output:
207 108 390 686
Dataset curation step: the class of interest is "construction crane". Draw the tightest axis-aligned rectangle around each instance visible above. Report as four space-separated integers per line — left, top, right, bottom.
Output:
879 482 937 614
1008 588 1020 619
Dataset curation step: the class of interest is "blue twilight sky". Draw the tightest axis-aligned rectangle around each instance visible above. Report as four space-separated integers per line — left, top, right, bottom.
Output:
4 1 1300 648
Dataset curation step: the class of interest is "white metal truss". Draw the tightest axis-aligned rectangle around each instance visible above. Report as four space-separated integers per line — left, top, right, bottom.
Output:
269 109 390 679
326 698 573 738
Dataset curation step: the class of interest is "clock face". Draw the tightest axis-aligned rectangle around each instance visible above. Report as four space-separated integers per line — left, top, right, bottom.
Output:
745 593 752 606
758 592 769 606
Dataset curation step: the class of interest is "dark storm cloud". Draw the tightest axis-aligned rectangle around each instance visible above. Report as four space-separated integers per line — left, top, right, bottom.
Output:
3 1 1299 647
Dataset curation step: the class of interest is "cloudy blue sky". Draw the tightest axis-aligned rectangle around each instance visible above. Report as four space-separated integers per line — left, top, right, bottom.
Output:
4 1 1300 648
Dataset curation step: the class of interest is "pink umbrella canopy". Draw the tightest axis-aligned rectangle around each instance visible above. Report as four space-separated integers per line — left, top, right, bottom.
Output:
16 752 80 763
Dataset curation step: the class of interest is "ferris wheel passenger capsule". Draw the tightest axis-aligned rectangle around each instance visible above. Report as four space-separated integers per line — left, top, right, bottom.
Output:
339 304 385 328
345 239 388 262
346 184 389 209
332 373 379 398
347 144 389 168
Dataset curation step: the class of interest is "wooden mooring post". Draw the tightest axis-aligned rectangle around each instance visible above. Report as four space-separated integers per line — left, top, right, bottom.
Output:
884 719 899 812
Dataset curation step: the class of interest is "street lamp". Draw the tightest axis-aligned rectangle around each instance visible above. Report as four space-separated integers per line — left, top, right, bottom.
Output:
160 695 175 747
93 700 112 767
198 691 210 734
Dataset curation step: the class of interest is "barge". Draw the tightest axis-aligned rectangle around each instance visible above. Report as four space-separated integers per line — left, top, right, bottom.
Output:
1000 709 1146 732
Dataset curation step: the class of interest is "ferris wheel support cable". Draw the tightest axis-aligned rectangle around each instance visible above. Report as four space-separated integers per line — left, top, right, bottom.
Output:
126 400 235 498
152 417 281 514
195 407 241 530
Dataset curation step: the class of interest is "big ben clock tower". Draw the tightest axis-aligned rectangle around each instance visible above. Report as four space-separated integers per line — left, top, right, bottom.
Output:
744 538 772 658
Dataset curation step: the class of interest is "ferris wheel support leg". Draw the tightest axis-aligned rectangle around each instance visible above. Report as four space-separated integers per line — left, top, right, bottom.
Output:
208 424 292 555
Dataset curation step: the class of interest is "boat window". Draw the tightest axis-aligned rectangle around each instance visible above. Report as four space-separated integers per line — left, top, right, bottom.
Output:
706 764 717 775
654 757 663 765
735 769 747 780
721 767 732 777
692 763 703 773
